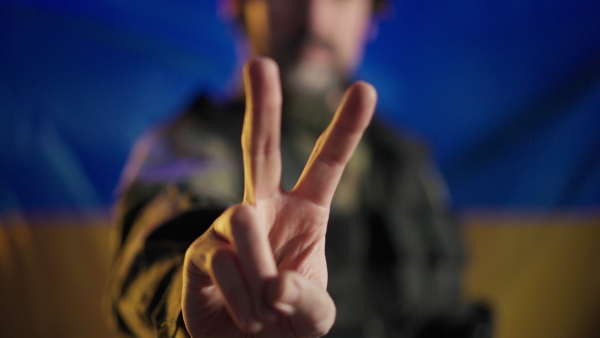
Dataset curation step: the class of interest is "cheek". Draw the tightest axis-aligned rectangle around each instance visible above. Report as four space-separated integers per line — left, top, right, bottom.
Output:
336 14 372 70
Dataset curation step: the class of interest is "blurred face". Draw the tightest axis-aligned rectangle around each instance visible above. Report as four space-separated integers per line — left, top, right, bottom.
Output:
242 0 374 94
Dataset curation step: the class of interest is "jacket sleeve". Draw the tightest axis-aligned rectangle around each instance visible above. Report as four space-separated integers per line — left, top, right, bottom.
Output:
104 118 242 337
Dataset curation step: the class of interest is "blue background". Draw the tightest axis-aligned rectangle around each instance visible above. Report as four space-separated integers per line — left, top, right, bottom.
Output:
1 0 599 212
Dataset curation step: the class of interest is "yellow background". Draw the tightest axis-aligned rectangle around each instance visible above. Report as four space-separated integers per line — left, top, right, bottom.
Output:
1 211 599 337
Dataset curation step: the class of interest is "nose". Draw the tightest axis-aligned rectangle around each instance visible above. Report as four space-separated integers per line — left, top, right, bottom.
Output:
300 0 331 35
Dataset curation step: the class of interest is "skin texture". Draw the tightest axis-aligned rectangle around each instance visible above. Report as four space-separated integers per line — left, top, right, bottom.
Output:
182 57 376 337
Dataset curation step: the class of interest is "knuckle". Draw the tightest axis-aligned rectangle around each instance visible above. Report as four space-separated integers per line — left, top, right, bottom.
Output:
210 248 234 267
213 204 252 238
184 232 227 274
229 205 256 235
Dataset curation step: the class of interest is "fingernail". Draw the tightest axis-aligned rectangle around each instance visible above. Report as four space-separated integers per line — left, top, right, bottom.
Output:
242 318 263 333
273 280 299 315
273 301 295 316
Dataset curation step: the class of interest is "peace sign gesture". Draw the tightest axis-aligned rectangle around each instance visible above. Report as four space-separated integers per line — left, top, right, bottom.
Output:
182 57 376 337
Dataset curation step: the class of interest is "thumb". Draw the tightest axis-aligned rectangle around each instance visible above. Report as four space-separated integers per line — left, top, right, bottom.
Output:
266 271 336 337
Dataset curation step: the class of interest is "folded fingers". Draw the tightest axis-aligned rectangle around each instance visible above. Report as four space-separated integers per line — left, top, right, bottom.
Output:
184 204 279 332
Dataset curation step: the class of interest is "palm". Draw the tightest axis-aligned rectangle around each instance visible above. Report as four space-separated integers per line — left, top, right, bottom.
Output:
182 58 376 337
263 195 329 281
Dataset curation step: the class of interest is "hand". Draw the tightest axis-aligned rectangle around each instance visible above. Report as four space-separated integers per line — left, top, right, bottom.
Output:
182 57 376 337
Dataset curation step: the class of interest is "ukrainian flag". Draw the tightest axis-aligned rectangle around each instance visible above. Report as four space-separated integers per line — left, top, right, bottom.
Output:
1 1 599 337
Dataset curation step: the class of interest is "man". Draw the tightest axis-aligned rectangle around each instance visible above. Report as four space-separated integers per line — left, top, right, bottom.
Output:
106 0 480 337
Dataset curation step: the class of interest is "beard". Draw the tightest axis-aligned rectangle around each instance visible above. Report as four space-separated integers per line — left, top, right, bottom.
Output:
276 35 349 133
280 57 348 133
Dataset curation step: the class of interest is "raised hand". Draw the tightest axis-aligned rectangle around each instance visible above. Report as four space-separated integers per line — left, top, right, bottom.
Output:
182 57 376 337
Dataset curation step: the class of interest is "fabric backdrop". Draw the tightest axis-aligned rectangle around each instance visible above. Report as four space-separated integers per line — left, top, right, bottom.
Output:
1 0 599 211
1 1 599 337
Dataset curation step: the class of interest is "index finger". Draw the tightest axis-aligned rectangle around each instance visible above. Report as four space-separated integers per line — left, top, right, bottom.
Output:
293 81 376 206
241 57 283 203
